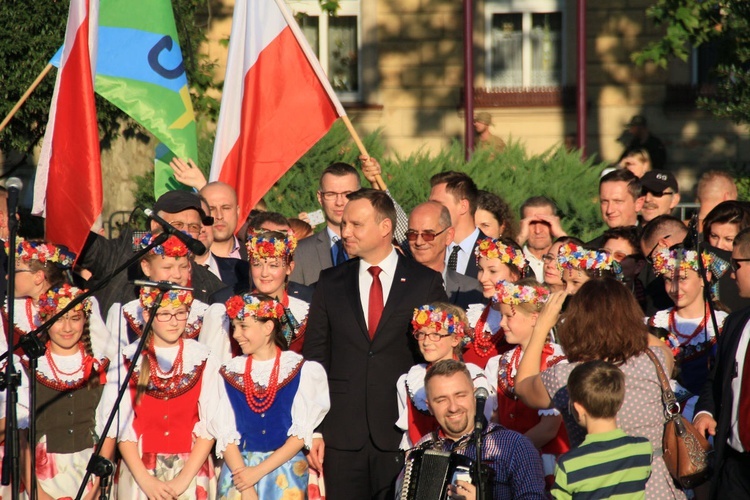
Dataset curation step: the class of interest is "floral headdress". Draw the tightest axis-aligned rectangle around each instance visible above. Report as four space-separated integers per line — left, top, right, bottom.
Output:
138 233 190 258
492 280 550 306
139 287 194 309
557 242 620 275
225 293 286 322
38 284 92 319
474 238 526 270
7 238 76 268
411 305 465 338
651 247 728 279
246 229 297 262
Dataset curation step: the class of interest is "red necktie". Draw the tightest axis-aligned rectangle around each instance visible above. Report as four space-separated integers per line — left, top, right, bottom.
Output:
739 343 750 449
368 266 383 339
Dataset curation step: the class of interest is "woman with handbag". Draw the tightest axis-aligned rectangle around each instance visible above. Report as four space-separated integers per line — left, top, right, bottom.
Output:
515 278 686 499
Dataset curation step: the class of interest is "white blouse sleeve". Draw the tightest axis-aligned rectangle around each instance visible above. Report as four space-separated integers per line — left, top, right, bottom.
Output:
96 353 138 442
13 357 29 429
208 366 241 458
288 361 330 450
483 356 501 398
467 363 496 419
200 304 232 365
105 302 130 352
194 353 221 441
395 373 411 449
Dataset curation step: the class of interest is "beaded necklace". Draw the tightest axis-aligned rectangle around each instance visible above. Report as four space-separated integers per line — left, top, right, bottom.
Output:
668 307 709 345
471 305 503 358
45 342 85 380
147 337 185 391
243 347 282 413
497 346 523 398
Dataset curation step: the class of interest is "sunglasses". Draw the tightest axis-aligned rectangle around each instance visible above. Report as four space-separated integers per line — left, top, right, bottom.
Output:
731 258 750 273
405 227 448 242
646 236 671 264
643 189 675 198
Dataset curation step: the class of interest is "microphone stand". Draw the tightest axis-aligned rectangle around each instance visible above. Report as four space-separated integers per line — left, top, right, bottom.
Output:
688 217 721 369
473 416 486 500
73 289 166 500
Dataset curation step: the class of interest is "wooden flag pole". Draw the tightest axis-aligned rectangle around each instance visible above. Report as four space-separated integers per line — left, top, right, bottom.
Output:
341 115 387 191
0 64 54 134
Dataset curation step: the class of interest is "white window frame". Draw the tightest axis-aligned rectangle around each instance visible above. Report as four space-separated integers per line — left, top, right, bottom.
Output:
484 0 566 88
285 0 362 102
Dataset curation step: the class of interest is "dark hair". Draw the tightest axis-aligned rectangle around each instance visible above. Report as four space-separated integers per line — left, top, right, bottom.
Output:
477 190 517 240
568 360 625 419
346 189 397 236
601 226 641 256
424 359 472 392
703 200 750 242
639 215 687 248
430 171 479 215
735 226 750 258
558 278 648 365
519 196 557 218
247 211 290 231
600 169 642 201
26 260 70 290
319 162 360 189
553 235 585 246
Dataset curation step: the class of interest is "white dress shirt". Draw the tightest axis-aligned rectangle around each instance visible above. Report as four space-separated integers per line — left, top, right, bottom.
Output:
358 249 399 330
445 227 480 275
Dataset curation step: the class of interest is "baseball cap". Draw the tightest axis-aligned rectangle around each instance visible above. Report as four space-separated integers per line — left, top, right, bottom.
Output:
474 112 493 125
625 115 647 127
153 190 213 225
641 170 678 194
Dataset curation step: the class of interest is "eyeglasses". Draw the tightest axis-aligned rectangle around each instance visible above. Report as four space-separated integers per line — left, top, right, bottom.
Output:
646 236 670 264
405 228 449 242
731 258 750 273
154 311 190 322
319 190 353 201
166 221 202 236
413 331 452 342
643 190 675 198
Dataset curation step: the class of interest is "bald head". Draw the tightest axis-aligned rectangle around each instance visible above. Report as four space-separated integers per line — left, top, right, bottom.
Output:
200 181 240 245
697 170 737 216
408 201 454 272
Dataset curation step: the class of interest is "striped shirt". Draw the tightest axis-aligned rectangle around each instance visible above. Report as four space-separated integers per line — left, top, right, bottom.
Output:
552 428 652 499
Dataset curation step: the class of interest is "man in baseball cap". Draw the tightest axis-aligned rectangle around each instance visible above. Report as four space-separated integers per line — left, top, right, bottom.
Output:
618 114 667 169
640 170 680 222
473 112 506 152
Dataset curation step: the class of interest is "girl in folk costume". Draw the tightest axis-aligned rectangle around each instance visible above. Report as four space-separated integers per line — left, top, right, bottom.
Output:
204 229 308 364
105 233 209 349
103 287 219 499
465 237 527 368
484 279 569 487
209 293 329 500
647 247 729 420
556 242 621 295
18 285 113 500
396 303 494 450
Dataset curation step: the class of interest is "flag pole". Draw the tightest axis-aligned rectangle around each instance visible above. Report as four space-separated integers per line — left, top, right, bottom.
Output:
271 0 386 190
0 64 53 134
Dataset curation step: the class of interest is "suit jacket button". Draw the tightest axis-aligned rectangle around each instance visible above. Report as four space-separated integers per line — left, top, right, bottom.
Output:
368 351 374 357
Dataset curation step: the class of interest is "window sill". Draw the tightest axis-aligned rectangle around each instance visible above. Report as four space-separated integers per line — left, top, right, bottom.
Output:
473 86 576 108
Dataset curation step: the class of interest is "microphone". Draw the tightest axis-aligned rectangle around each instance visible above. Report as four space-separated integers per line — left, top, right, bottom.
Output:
6 177 23 220
474 387 489 431
131 280 194 292
143 208 207 255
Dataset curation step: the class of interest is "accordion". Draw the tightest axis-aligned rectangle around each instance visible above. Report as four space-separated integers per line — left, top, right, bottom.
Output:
399 448 475 500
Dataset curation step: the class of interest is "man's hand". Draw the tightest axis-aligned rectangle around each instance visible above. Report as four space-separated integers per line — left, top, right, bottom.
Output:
306 437 325 472
535 213 567 239
170 157 208 190
358 155 385 190
447 480 476 500
693 413 717 438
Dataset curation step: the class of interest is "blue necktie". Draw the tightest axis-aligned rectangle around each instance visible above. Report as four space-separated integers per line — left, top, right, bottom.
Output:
332 238 348 266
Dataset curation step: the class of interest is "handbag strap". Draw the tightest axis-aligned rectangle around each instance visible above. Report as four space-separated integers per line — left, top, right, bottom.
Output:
643 348 680 420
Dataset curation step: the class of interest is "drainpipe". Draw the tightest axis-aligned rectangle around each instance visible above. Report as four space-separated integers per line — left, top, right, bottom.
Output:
576 0 587 157
464 0 475 160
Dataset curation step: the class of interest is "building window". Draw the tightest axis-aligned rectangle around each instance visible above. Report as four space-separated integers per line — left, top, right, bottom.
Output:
485 1 564 88
287 0 361 101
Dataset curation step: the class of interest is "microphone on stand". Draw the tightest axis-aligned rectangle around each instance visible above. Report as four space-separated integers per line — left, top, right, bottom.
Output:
143 208 206 255
474 387 489 432
6 177 23 221
131 280 194 292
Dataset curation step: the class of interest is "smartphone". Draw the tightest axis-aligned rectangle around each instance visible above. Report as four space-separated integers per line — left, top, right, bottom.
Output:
451 465 472 485
307 209 325 226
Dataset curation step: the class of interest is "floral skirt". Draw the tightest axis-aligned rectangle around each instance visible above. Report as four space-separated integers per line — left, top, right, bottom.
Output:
117 451 216 500
218 450 308 500
35 436 95 498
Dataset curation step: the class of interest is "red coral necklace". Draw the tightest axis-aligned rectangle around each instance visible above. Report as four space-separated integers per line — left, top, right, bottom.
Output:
243 347 282 413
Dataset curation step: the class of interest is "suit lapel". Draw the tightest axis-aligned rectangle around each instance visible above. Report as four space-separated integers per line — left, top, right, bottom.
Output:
373 257 409 339
315 231 334 268
346 262 369 340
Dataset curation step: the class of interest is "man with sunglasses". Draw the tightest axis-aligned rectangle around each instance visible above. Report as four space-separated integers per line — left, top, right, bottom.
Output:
639 170 681 223
407 202 484 309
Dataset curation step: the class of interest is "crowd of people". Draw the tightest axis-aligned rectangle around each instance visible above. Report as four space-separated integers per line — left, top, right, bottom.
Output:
0 148 748 500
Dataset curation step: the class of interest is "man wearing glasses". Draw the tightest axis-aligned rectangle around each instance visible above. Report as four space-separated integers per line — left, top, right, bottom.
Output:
407 202 484 308
639 170 681 223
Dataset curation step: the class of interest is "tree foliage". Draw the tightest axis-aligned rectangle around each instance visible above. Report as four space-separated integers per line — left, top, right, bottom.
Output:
634 0 750 124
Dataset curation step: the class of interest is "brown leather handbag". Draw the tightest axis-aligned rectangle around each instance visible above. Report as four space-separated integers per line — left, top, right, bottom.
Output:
645 349 712 489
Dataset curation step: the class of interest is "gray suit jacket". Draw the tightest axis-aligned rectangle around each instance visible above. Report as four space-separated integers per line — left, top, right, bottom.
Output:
444 269 486 309
290 229 332 286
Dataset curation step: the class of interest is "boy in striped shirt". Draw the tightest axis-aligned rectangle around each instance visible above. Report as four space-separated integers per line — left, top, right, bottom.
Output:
552 360 652 499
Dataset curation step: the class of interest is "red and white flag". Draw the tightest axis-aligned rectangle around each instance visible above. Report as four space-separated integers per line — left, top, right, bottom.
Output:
33 0 101 258
209 0 346 223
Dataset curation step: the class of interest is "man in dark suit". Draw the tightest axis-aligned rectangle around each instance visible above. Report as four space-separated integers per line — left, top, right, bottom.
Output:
304 189 447 499
408 201 484 309
694 226 750 497
429 171 485 279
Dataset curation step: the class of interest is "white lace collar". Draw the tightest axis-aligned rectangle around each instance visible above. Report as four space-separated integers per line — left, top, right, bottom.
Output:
123 338 210 376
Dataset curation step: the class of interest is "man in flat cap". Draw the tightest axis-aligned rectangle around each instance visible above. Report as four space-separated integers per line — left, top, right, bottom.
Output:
473 112 506 152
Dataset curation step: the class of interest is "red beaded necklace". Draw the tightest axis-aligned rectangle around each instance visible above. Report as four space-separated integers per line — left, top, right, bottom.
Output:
498 346 523 396
147 336 185 390
668 306 709 345
45 342 85 380
472 305 502 357
25 298 35 329
243 347 282 413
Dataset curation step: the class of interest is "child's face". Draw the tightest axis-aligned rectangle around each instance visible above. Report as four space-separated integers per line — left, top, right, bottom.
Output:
664 268 703 310
562 268 589 295
141 256 190 286
149 305 189 347
48 311 85 353
415 327 459 363
499 303 534 348
477 258 516 298
232 316 272 355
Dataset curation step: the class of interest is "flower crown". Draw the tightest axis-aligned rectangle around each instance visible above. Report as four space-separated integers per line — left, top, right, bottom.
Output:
225 293 286 321
651 247 717 276
38 284 92 319
411 305 465 337
7 238 75 268
139 287 194 309
474 238 526 269
246 229 297 261
492 280 550 306
557 242 619 273
138 233 190 258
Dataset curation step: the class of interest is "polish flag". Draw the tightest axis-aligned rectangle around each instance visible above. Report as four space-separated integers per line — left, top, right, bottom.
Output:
209 0 346 223
33 0 101 258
